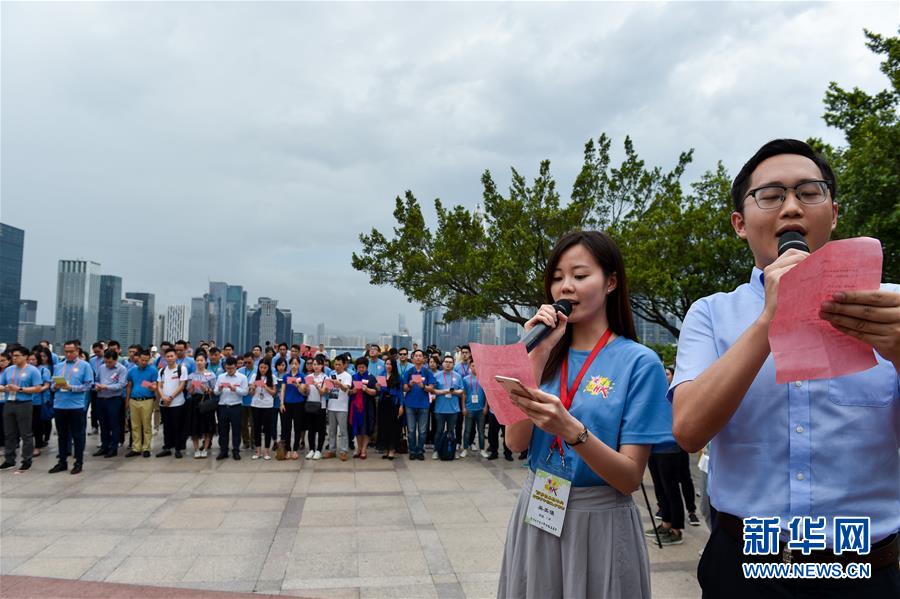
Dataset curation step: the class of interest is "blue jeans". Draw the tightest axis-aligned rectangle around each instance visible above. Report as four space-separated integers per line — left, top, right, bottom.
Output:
463 409 485 450
97 396 123 454
55 407 86 466
405 406 429 456
434 412 458 454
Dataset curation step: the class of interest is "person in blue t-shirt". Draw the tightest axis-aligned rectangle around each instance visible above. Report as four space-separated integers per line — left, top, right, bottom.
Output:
461 362 487 458
50 340 96 475
174 340 197 375
431 355 464 460
280 356 306 460
125 348 159 457
30 347 54 456
0 345 44 471
498 230 673 599
402 349 436 460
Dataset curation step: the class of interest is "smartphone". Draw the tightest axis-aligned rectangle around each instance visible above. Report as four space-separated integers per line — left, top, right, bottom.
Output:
330 373 337 380
495 375 534 399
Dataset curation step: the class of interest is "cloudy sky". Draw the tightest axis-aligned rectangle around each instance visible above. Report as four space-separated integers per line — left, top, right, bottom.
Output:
1 2 894 340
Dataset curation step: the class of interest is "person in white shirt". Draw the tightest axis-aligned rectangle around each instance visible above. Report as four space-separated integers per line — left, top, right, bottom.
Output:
249 360 277 460
156 348 187 459
214 357 249 461
300 356 328 460
324 355 352 461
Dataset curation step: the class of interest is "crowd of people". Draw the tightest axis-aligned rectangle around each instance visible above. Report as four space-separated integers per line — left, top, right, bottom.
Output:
0 339 532 475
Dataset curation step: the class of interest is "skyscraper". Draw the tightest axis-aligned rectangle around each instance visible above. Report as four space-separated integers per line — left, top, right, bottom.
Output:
0 223 24 343
165 305 189 343
98 274 123 341
55 259 101 344
118 298 144 348
124 292 155 347
189 294 216 345
316 322 326 346
245 297 292 348
18 299 37 325
209 282 247 350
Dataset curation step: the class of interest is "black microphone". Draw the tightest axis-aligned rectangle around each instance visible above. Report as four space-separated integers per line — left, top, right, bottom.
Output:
778 231 809 256
520 300 573 353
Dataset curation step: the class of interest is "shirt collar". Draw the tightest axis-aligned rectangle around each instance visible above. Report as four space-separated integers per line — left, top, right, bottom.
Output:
749 266 765 298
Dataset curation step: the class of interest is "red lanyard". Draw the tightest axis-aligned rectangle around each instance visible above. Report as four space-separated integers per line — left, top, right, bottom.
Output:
552 329 613 454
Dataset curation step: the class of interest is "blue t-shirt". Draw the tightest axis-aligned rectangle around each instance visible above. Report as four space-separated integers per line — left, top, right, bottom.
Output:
0 364 43 403
433 370 463 414
52 360 94 409
127 365 159 399
178 356 197 375
402 366 436 409
454 362 473 380
39 366 52 405
462 374 486 411
528 337 673 487
282 370 306 404
367 359 386 378
238 367 255 406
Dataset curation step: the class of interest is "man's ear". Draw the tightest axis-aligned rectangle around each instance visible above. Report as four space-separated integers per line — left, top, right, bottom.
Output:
731 211 748 240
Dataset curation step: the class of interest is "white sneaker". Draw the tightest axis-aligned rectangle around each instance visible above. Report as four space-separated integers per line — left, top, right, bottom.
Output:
193 451 203 459
458 449 467 458
306 450 315 459
313 450 322 460
432 452 439 460
251 454 260 460
263 455 272 461
201 449 208 458
480 449 490 458
469 444 476 451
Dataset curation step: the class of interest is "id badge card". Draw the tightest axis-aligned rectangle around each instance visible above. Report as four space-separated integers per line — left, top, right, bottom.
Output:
470 394 479 406
524 451 572 537
7 392 16 402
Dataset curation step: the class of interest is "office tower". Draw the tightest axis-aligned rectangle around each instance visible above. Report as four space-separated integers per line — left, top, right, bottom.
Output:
0 223 24 343
165 305 189 343
18 299 37 325
98 274 123 341
125 292 155 347
117 298 144 348
55 259 101 344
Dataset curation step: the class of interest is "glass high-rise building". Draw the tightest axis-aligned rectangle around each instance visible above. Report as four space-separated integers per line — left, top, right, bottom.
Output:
124 292 155 347
55 259 101 344
0 223 25 344
98 275 123 341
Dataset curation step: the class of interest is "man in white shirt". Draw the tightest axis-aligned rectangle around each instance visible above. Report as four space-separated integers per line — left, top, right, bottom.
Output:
156 348 187 459
214 357 249 460
324 355 353 461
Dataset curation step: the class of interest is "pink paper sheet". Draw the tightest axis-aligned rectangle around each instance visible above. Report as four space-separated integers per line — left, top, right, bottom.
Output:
140 380 154 389
470 343 535 425
376 376 387 387
769 237 882 384
304 375 315 385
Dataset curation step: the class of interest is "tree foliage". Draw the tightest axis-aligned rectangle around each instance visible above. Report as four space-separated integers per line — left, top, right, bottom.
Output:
810 28 900 282
353 134 747 337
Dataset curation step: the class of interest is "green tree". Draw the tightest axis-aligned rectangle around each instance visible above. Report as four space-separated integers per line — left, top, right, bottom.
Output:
352 135 747 337
810 29 900 282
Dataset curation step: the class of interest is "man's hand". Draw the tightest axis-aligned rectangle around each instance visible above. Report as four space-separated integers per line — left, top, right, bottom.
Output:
760 249 809 325
820 289 900 368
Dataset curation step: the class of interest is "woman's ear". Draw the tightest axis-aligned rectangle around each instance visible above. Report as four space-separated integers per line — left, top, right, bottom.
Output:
606 272 618 294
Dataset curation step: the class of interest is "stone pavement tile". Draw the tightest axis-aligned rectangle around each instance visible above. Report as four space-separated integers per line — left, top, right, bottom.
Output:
455 478 506 493
416 528 454 576
409 476 464 493
159 510 226 530
283 552 358 582
354 494 404 510
0 558 27 575
102 497 167 512
357 528 419 553
171 580 258 593
444 548 502 574
11 556 97 579
291 527 358 555
436 526 503 553
46 497 113 512
232 496 287 511
281 586 360 598
299 509 356 528
181 555 266 582
106 556 194 584
360 583 438 599
0 535 54 558
477 506 515 525
139 532 273 557
34 534 125 558
220 510 282 530
308 472 356 494
651 570 702 598
459 579 499 598
354 471 401 493
356 507 413 528
303 496 357 512
200 473 252 495
11 511 91 531
248 473 298 494
87 511 153 530
435 581 467 599
291 469 313 496
428 505 485 525
357 550 430 577
178 497 236 512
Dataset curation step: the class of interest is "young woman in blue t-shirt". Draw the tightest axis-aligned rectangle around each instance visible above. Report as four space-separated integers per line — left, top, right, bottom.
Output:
498 230 673 599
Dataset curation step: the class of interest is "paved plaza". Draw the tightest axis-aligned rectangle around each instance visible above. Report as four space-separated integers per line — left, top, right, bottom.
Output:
0 441 705 598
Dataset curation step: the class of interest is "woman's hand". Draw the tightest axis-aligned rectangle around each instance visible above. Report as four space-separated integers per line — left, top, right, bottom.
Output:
280 404 286 414
509 386 581 442
524 304 570 351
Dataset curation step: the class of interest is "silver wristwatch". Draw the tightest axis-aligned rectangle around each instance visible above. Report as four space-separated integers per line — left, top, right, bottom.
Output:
569 425 589 446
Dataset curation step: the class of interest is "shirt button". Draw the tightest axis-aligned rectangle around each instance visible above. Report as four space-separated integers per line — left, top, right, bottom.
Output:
796 472 805 481
794 381 803 388
795 425 804 433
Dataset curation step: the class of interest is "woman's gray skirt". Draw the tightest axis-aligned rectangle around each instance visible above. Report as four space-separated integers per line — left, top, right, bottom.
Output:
497 470 652 599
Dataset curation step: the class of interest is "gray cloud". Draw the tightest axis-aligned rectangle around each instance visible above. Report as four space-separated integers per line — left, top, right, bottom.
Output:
1 2 894 339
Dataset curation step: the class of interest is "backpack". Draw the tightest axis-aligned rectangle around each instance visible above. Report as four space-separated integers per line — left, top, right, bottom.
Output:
438 429 457 461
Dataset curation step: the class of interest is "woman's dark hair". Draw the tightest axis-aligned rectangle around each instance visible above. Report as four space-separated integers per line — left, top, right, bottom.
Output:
385 358 401 388
731 139 837 213
541 230 637 384
355 357 368 368
32 345 53 367
256 359 274 386
289 356 302 370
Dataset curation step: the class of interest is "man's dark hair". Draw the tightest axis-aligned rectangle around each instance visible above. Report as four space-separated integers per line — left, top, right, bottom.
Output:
731 139 837 213
138 348 151 357
253 344 262 352
160 341 172 349
92 341 104 350
459 344 471 351
224 356 238 367
108 340 120 349
129 344 142 351
278 342 288 350
7 344 27 357
164 348 176 356
334 355 347 365
103 349 119 361
175 340 187 348
223 343 235 350
64 340 79 348
355 356 368 368
291 344 301 351
209 346 221 355
243 352 254 360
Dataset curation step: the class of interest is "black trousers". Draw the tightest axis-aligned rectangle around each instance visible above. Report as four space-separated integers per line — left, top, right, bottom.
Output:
679 449 697 512
699 516 900 599
217 404 241 453
487 411 512 458
89 390 99 429
281 403 305 450
306 408 326 451
160 404 185 451
55 407 86 466
377 398 401 452
651 452 685 529
251 406 275 448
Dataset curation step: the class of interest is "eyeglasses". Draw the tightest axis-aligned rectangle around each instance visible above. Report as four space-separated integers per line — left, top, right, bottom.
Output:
744 180 831 210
